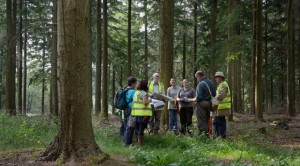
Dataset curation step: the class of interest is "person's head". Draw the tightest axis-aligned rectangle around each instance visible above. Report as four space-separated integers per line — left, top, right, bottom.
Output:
137 80 148 92
182 79 190 88
127 76 137 88
152 73 160 83
214 71 225 83
170 78 176 87
195 70 205 81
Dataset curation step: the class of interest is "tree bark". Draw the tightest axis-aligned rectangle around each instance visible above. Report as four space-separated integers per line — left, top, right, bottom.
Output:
182 28 186 80
95 0 102 116
112 66 116 114
50 0 58 117
250 0 257 115
101 0 109 119
5 0 17 115
264 0 269 112
255 0 264 121
287 0 295 117
127 0 132 76
210 0 217 79
227 0 236 120
144 0 148 80
22 0 27 115
40 0 101 162
193 1 198 87
17 0 23 114
41 36 46 116
159 0 174 128
0 47 3 109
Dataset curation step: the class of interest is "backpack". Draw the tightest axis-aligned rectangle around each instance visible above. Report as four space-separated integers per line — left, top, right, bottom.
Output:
114 88 130 110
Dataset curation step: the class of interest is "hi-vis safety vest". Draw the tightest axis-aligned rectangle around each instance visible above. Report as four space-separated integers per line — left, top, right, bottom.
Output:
148 81 163 95
131 90 152 116
216 81 231 110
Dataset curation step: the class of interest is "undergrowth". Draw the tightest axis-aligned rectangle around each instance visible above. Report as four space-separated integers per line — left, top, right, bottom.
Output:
1 113 300 166
0 113 56 150
93 116 300 166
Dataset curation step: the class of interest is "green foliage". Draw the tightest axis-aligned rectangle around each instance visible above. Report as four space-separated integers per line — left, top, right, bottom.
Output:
1 115 300 165
0 113 56 150
93 117 300 166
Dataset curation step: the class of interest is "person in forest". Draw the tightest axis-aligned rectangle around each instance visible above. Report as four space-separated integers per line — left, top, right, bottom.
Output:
177 79 196 135
148 73 165 135
213 71 231 139
167 78 181 134
132 80 152 145
123 76 137 146
187 70 216 135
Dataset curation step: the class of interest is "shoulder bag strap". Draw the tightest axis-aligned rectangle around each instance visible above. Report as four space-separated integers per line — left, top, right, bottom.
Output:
201 81 213 99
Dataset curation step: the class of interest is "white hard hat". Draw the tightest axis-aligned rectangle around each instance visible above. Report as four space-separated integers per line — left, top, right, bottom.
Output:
215 71 225 77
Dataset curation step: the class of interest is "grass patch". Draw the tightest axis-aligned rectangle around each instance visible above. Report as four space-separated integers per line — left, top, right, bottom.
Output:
1 113 300 165
0 113 56 150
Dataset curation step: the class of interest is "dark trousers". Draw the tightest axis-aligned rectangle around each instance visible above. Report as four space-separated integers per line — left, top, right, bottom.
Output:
179 107 193 134
119 113 125 139
135 122 148 136
195 101 211 135
213 116 226 138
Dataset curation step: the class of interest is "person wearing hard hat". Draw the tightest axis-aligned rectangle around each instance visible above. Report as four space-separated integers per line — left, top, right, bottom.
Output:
214 71 231 139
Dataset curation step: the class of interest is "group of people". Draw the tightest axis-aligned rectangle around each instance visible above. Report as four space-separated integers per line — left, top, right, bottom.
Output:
119 70 231 146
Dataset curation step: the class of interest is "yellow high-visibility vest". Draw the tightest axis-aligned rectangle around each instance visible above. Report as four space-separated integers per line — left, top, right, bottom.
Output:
216 81 231 110
131 90 152 116
148 81 163 95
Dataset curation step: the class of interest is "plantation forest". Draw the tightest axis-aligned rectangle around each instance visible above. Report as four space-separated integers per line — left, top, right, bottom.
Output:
0 0 300 165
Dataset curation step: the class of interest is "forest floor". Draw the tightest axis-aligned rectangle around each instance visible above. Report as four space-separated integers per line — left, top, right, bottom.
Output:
0 112 299 165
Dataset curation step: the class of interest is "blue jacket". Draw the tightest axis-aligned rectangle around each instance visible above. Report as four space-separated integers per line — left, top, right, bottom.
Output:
196 77 216 102
126 88 135 108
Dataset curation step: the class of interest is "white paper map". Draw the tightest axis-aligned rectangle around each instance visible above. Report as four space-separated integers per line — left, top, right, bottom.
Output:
150 99 165 110
152 92 174 102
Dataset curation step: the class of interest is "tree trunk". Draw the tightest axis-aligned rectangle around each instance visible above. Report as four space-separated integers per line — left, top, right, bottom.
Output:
227 0 236 121
250 0 257 115
159 0 174 129
255 0 264 121
22 0 27 115
17 0 23 114
295 1 300 113
236 55 242 112
41 36 46 116
193 1 198 87
95 0 102 116
182 28 186 80
50 0 58 117
264 0 269 112
287 0 296 117
5 0 17 115
127 0 132 76
101 0 109 119
0 47 3 109
40 0 101 162
210 0 217 79
144 0 148 80
236 12 242 113
112 67 116 115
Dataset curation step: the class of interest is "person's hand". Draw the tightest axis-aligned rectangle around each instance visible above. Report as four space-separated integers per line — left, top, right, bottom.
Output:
183 97 189 102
